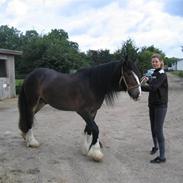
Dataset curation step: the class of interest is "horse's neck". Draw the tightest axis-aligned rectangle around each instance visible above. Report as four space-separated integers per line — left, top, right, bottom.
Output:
91 63 121 94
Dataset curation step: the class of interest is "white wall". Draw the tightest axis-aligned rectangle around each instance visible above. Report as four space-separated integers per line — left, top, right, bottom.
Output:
0 78 10 100
170 59 183 71
0 54 16 100
177 59 183 71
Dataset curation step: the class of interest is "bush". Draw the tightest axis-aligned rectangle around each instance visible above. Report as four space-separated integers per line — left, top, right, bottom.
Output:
16 79 24 94
172 71 183 78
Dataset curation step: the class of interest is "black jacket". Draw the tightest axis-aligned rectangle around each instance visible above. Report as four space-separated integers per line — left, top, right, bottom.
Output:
142 68 168 107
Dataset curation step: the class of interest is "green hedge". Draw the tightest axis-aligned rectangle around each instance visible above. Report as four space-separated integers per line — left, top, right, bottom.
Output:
16 79 24 94
172 71 183 78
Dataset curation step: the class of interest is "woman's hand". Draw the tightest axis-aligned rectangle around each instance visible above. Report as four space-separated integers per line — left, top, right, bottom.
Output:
140 76 149 85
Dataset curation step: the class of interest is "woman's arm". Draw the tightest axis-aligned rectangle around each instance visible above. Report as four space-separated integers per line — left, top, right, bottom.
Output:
141 76 150 92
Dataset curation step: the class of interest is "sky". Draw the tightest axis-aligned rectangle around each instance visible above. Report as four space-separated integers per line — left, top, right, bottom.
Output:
0 0 183 58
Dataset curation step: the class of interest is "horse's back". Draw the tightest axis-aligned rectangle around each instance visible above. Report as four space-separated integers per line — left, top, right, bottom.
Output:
23 68 60 97
25 68 59 80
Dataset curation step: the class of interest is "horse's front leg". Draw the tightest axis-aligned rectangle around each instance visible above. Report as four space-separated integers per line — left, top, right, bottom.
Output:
22 128 40 148
79 112 103 161
87 122 103 161
81 125 92 155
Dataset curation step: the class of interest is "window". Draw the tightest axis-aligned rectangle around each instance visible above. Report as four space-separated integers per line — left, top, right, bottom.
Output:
0 59 7 77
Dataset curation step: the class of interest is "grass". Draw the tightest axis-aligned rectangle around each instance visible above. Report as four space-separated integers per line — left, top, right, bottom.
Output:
171 71 183 78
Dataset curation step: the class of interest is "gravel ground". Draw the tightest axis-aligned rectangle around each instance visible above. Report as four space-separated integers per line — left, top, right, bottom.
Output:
0 73 183 183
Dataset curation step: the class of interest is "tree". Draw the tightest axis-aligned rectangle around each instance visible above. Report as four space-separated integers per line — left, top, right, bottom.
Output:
20 37 47 74
13 28 90 75
87 49 112 65
40 29 88 72
45 29 68 41
0 25 22 50
0 25 177 78
138 49 152 74
22 30 39 44
114 39 139 63
164 57 177 68
138 45 166 74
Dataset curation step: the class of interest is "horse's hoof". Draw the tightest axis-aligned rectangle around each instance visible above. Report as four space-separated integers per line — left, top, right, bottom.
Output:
28 144 40 148
26 140 40 148
26 136 40 148
21 133 26 140
87 138 104 161
24 129 40 148
88 148 104 162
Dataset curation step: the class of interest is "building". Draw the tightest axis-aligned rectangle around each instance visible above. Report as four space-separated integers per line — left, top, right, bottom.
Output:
0 49 22 100
171 59 183 71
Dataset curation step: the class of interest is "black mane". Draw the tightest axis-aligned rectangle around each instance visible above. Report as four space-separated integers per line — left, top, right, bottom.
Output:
78 61 126 105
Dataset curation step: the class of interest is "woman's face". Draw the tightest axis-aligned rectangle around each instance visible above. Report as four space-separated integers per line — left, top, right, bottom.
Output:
151 57 161 69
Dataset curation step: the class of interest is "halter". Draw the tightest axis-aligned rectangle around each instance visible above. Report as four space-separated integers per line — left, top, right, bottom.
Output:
119 65 140 91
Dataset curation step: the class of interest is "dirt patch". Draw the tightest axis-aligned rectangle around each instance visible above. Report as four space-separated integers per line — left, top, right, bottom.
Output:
0 73 183 183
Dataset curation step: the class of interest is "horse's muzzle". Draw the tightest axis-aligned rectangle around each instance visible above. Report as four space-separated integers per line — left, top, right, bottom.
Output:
128 86 141 100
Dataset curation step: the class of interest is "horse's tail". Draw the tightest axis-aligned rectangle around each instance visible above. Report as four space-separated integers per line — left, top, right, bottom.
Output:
18 83 33 133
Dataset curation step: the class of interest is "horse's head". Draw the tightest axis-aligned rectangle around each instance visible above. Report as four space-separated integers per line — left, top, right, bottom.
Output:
119 60 141 100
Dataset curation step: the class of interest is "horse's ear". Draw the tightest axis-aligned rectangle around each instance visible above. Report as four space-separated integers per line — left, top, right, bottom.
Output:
122 54 128 65
123 59 129 69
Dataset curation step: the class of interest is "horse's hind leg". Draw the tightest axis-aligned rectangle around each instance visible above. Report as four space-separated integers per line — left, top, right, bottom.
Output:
25 98 46 147
18 86 41 147
20 117 40 148
33 97 46 114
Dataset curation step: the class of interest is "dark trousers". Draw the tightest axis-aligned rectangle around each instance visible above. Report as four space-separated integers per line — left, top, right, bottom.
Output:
149 106 167 159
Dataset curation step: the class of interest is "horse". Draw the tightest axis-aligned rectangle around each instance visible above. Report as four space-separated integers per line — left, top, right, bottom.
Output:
18 59 141 161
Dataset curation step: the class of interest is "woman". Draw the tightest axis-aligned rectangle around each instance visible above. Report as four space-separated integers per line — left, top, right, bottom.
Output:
141 53 168 163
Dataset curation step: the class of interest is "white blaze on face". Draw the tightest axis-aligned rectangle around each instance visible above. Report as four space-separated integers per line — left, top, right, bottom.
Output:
132 71 141 96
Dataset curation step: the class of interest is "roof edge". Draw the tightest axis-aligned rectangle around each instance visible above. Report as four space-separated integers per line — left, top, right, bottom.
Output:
0 48 22 56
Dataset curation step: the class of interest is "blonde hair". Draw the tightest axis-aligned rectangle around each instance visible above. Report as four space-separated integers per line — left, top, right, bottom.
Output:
151 53 164 68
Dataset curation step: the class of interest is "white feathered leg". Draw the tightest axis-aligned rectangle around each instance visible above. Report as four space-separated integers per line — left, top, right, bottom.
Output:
25 129 40 147
81 133 92 155
87 138 103 161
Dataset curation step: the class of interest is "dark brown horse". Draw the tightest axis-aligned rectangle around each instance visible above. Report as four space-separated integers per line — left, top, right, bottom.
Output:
18 60 141 161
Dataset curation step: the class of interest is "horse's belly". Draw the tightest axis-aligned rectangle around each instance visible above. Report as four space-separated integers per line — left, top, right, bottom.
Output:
42 83 95 111
45 95 83 111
